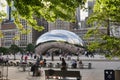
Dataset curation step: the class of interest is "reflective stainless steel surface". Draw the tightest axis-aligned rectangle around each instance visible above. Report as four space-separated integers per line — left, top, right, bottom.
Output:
36 30 85 55
36 30 84 46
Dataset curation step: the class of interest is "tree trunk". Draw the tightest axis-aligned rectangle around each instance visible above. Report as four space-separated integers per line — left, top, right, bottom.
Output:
14 53 16 60
107 19 110 36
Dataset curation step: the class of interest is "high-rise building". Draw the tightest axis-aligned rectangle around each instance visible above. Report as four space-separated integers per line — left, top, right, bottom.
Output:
1 21 17 47
71 0 107 45
0 2 48 48
0 17 48 48
48 19 70 31
110 24 120 38
88 0 95 16
0 2 49 48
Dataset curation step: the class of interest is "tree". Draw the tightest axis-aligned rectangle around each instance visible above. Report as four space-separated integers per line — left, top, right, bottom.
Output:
26 43 35 53
4 0 86 33
9 44 20 60
86 0 120 58
0 47 9 55
0 0 6 22
19 47 25 55
0 0 7 38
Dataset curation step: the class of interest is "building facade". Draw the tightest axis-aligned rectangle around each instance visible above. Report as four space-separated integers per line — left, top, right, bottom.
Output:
48 19 70 31
0 17 48 48
1 21 17 47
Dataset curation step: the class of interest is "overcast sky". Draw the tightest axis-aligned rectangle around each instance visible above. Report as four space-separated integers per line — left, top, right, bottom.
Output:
0 0 7 12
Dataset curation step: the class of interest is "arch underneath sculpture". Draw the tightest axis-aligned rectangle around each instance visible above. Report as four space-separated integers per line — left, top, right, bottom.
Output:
35 41 84 55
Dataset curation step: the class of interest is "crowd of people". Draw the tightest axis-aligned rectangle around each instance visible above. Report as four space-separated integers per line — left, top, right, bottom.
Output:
0 49 90 77
0 55 9 65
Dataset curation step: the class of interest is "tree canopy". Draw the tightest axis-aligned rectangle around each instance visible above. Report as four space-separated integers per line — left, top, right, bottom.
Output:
9 44 20 59
0 47 9 55
0 0 120 57
86 0 120 58
4 0 86 33
89 0 120 22
26 43 35 53
9 44 20 54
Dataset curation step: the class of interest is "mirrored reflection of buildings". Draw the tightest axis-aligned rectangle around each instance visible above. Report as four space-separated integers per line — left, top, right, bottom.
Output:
36 30 85 55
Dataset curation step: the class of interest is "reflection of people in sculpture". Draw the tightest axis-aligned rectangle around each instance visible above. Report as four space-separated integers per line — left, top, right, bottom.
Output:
43 59 46 67
61 58 67 71
59 54 62 61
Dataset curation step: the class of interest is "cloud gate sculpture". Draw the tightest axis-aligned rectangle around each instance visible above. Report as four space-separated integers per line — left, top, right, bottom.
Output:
35 30 85 55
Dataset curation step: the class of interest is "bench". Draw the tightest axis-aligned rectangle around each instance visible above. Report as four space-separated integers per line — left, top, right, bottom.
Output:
46 63 61 68
45 69 81 80
79 63 92 69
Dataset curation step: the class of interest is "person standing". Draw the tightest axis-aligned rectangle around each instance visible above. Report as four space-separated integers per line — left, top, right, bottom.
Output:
78 60 83 69
24 55 28 63
71 59 77 68
4 55 9 65
31 63 39 76
61 58 67 71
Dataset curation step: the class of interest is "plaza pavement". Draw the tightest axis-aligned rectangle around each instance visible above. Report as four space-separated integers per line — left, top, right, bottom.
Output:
2 55 120 80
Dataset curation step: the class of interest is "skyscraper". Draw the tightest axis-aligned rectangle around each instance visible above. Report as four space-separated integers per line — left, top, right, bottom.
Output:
48 19 70 31
0 5 48 48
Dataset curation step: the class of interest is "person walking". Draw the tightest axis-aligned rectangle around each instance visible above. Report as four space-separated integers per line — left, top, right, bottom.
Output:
31 63 39 76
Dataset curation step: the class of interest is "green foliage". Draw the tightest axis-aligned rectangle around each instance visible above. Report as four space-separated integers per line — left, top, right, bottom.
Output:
86 33 120 57
9 44 20 60
0 0 7 22
0 47 9 55
86 0 120 57
26 43 35 53
5 0 86 33
0 31 4 38
87 42 100 51
9 44 20 54
0 11 7 22
6 0 12 6
101 36 120 57
19 48 23 53
88 0 120 24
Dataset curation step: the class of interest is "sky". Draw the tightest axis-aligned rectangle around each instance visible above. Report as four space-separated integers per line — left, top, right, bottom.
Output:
0 0 7 19
0 0 7 12
80 9 88 20
80 1 89 21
